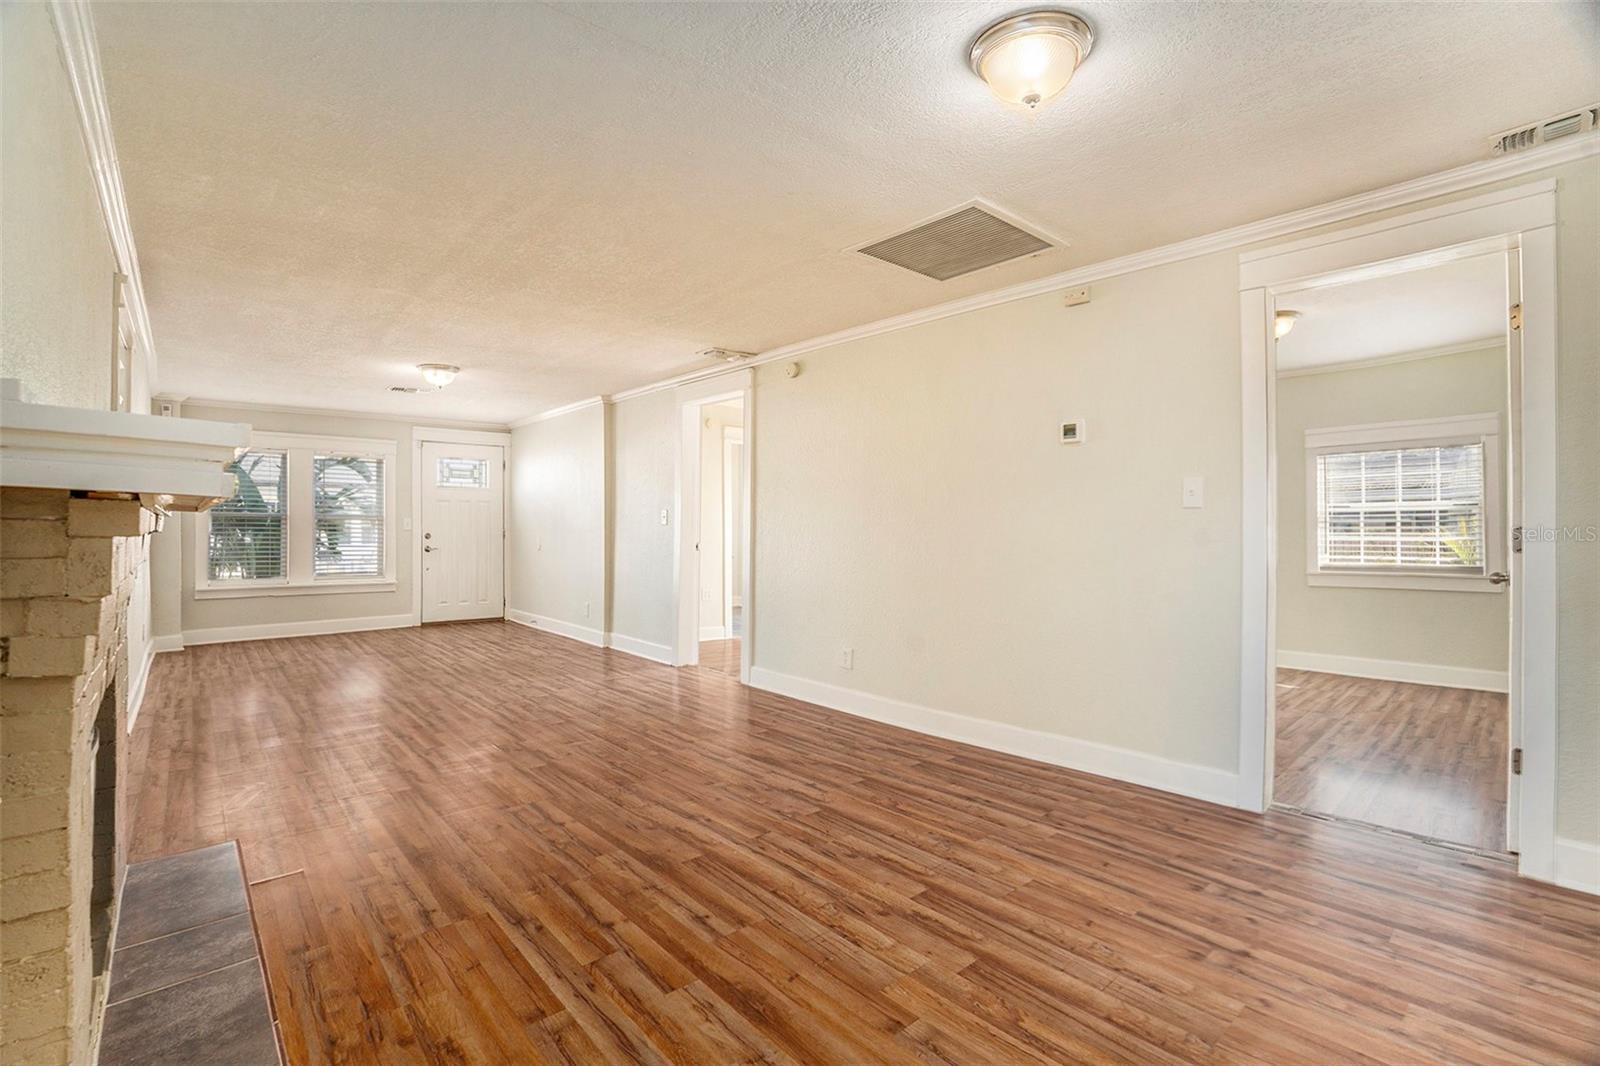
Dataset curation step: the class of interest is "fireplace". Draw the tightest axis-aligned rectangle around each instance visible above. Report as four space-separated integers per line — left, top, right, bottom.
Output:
1 401 248 1066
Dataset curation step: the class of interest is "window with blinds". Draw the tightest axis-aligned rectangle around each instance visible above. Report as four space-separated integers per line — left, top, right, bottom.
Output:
313 455 385 578
1316 443 1485 571
208 451 287 581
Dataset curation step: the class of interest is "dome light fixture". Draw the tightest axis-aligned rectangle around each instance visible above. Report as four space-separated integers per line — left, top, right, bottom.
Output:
969 10 1094 110
417 363 461 387
1274 310 1302 339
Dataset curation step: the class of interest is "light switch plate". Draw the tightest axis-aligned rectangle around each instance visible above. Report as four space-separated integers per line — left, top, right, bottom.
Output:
1182 476 1204 508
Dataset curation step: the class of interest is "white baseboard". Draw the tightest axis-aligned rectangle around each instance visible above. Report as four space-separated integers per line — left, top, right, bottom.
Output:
182 612 415 646
125 641 156 735
505 609 605 647
699 625 726 641
747 667 1239 808
606 632 674 665
1554 837 1600 896
1277 650 1508 693
151 634 185 654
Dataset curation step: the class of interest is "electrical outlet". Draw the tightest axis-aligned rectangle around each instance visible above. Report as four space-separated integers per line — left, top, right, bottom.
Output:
1182 476 1205 508
839 647 854 670
659 508 670 526
583 602 591 618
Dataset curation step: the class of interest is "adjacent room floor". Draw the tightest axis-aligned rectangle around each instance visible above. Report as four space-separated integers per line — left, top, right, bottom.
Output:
1274 668 1508 852
127 625 1597 1065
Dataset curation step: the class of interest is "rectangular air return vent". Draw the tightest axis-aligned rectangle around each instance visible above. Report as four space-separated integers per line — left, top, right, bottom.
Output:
856 203 1056 281
1491 104 1599 155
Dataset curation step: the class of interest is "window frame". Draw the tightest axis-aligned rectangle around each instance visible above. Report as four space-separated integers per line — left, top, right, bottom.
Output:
1303 412 1504 593
196 431 398 598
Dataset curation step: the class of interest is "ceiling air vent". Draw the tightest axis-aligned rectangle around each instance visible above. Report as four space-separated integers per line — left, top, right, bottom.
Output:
856 203 1058 281
1491 104 1599 155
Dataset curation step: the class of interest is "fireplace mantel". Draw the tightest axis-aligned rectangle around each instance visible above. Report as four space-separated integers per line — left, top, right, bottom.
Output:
0 401 249 511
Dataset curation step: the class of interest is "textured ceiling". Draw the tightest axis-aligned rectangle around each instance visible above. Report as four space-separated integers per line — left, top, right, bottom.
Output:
1277 254 1507 372
93 1 1598 423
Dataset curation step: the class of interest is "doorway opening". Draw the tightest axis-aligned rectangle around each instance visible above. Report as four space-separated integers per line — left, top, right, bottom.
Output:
1269 252 1513 852
673 371 753 681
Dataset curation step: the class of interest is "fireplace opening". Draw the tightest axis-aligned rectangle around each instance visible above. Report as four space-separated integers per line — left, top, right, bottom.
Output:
89 681 119 979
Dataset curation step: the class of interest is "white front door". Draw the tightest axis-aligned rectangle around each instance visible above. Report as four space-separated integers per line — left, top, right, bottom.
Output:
420 441 504 622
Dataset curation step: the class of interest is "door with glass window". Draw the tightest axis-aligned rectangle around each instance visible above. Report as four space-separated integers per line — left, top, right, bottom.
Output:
420 441 504 622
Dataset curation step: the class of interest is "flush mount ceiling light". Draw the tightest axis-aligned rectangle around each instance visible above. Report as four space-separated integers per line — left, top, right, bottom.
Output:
969 10 1094 110
699 348 757 363
416 363 460 387
1274 310 1302 339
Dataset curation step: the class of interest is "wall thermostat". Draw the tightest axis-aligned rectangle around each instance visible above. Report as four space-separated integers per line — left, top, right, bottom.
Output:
1060 420 1085 444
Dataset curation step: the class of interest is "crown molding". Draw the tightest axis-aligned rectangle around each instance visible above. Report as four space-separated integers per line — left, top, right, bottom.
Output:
590 133 1598 412
181 396 509 433
1277 337 1505 379
49 1 159 384
508 395 609 429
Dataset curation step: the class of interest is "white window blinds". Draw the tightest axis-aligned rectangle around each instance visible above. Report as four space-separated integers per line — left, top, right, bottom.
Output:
209 451 287 581
1316 443 1485 570
313 455 385 578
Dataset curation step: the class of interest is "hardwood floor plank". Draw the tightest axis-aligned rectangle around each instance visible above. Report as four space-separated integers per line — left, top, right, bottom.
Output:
128 623 1599 1064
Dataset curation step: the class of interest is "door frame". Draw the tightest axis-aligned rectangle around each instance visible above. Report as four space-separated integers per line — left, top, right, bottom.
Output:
673 370 753 680
1236 180 1560 883
722 425 744 632
409 425 512 625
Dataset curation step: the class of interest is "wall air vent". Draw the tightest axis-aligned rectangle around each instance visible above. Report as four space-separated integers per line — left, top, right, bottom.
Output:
855 202 1059 281
1491 104 1599 155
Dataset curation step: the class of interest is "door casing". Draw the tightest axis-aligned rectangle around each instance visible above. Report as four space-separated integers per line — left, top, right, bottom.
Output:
410 426 512 625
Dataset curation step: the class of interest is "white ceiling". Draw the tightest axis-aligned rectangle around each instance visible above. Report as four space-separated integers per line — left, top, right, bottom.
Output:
93 1 1598 424
1276 253 1507 373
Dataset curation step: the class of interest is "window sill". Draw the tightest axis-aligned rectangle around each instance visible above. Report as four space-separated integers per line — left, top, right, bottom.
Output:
1306 571 1503 593
194 579 397 600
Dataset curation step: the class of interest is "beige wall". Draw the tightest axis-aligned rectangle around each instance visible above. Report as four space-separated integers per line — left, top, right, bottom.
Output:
753 250 1245 771
1276 347 1509 673
607 390 676 651
0 4 116 410
587 158 1595 845
175 404 501 638
508 405 606 631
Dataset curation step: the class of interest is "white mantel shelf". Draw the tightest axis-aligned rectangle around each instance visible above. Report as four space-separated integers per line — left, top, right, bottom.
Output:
0 401 249 511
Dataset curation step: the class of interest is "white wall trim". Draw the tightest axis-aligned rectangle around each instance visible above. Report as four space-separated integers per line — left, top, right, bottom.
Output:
1277 650 1508 694
555 135 1599 417
48 0 159 385
505 608 605 647
124 639 157 735
605 632 674 665
1277 337 1505 379
749 668 1239 808
182 612 414 646
151 634 185 653
508 395 609 429
1553 838 1600 896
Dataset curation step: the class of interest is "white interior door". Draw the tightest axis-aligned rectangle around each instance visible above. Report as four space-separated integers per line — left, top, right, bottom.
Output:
420 441 504 622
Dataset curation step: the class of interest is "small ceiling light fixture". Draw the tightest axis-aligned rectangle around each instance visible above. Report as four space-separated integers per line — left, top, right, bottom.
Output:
1274 310 1302 339
417 363 460 387
969 10 1094 110
698 348 757 363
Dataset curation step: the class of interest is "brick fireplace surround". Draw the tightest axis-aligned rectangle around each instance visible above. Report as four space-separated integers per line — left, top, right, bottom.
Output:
2 488 156 1066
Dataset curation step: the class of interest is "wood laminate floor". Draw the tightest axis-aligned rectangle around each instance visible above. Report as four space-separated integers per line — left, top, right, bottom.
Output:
127 623 1598 1065
698 638 741 678
1274 669 1508 852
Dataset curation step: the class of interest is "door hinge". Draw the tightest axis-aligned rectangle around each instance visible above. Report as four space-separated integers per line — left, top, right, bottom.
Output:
1512 525 1523 554
1511 748 1523 775
1509 303 1523 331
